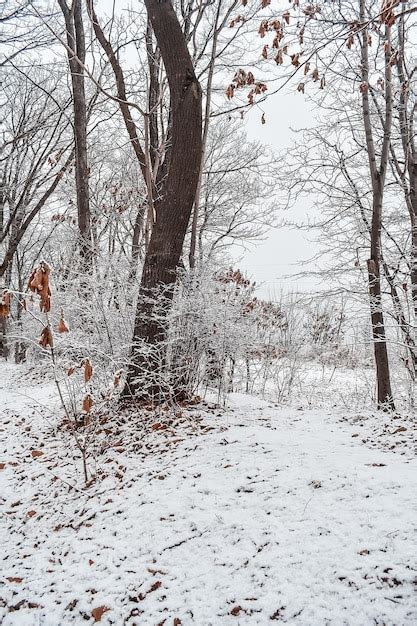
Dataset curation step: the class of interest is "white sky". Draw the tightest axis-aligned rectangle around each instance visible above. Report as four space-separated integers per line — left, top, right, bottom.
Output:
236 92 321 299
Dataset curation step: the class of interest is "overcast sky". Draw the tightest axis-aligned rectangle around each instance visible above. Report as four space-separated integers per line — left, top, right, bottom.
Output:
235 91 323 300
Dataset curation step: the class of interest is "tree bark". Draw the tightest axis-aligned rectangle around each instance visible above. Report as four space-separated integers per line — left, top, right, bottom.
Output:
58 0 91 266
360 0 395 410
125 0 202 397
395 9 417 328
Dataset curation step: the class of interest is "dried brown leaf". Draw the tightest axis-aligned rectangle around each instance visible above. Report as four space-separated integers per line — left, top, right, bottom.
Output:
92 606 110 622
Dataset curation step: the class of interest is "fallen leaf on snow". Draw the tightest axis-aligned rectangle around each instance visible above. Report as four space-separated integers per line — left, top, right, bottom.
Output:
31 450 43 458
92 606 110 622
230 605 244 616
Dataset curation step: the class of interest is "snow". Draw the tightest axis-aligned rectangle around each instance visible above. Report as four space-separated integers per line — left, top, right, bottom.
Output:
1 364 417 625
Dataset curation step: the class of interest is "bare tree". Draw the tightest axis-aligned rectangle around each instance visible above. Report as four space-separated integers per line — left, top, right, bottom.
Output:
124 0 202 397
359 0 395 409
57 0 92 266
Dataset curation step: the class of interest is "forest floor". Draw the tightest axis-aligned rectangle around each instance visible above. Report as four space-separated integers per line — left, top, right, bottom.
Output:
1 363 417 625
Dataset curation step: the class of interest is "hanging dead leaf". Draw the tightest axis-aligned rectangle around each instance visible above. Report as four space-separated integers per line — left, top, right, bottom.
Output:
39 326 53 349
0 290 11 319
290 53 300 67
67 366 76 376
258 20 269 37
275 49 283 64
226 84 235 99
346 34 354 49
29 262 51 312
58 309 69 333
83 394 94 413
83 358 93 382
381 0 400 26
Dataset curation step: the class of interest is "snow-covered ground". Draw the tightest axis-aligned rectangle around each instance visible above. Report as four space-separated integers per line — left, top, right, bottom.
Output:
1 364 417 625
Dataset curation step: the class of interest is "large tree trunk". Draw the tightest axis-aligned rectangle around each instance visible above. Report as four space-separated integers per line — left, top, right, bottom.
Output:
124 0 202 398
360 0 395 410
58 0 91 266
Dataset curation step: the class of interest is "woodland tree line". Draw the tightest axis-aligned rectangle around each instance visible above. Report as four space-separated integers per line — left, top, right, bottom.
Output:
0 0 416 413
